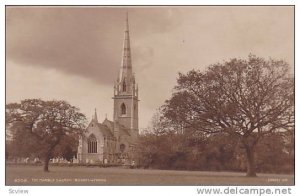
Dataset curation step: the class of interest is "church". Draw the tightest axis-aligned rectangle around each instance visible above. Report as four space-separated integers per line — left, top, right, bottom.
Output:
77 14 139 165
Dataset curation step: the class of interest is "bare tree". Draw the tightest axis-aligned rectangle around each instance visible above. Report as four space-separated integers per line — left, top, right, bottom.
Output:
6 99 86 172
162 55 294 176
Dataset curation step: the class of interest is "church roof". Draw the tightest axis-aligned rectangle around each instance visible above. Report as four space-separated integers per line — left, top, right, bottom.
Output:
88 108 132 138
102 118 131 136
97 123 114 137
116 122 131 136
103 118 114 129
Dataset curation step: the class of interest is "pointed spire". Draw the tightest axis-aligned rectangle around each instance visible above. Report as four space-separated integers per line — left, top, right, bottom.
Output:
92 108 98 122
126 11 129 32
119 12 133 81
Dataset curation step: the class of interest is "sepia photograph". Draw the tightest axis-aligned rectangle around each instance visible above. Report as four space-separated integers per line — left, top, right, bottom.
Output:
5 5 294 186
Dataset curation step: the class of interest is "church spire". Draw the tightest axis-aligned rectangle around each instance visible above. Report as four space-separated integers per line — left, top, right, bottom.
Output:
92 108 98 123
126 11 129 32
113 12 139 140
119 12 133 81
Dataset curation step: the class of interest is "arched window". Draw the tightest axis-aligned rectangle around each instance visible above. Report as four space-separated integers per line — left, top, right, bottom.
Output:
121 103 126 115
88 134 97 154
122 80 126 92
120 144 126 153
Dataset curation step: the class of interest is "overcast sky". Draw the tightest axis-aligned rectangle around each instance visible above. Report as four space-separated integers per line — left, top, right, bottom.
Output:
6 6 294 129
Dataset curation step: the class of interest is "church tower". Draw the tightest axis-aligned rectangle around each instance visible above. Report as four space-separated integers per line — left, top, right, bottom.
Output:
113 13 139 142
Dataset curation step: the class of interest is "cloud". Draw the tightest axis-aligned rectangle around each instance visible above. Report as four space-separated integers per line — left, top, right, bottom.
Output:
6 7 182 85
6 6 294 128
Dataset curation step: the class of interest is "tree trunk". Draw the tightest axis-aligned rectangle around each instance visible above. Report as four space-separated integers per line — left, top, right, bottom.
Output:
245 145 257 177
43 138 61 172
43 154 50 172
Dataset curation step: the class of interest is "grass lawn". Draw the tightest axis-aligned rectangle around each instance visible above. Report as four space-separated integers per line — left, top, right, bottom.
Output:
6 165 294 186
